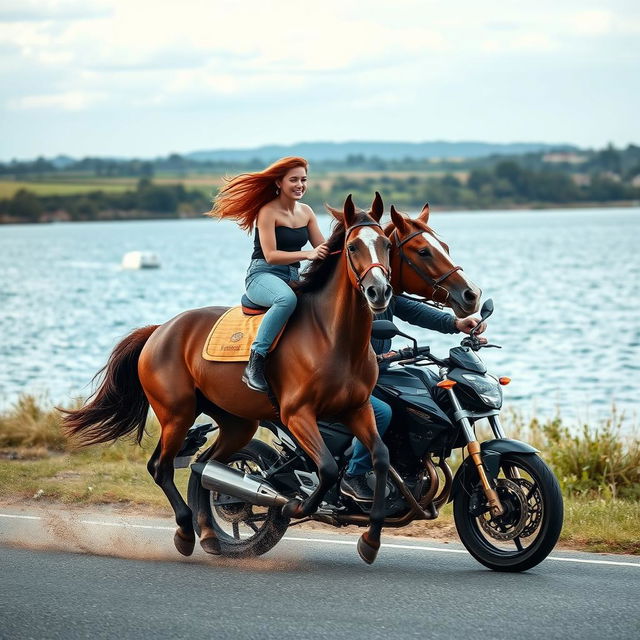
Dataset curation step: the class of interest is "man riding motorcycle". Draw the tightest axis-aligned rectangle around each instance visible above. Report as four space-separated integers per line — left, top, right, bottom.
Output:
340 295 486 501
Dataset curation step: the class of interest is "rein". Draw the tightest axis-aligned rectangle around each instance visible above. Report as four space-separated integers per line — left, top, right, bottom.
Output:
392 229 462 308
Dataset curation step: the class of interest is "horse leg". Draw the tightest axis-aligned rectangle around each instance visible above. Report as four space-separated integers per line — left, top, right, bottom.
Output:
195 415 258 555
344 402 390 564
280 408 338 519
146 395 197 556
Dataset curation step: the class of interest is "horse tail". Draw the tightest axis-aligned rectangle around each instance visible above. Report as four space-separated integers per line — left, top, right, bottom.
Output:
60 325 159 447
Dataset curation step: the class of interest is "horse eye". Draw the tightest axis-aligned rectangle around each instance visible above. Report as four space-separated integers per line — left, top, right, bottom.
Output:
418 248 431 257
347 244 357 253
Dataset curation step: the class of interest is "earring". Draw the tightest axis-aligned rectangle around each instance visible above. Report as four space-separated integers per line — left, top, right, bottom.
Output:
275 187 280 195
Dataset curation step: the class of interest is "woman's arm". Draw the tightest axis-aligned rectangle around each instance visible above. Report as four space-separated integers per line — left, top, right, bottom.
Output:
304 206 326 248
257 209 321 265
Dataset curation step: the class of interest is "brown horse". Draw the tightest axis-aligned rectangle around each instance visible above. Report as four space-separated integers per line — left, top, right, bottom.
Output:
62 194 394 563
387 203 481 317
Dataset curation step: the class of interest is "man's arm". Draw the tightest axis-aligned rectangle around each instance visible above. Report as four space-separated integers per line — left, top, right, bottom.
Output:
393 296 459 334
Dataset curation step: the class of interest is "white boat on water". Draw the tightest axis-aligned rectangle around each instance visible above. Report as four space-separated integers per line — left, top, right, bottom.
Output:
121 251 161 269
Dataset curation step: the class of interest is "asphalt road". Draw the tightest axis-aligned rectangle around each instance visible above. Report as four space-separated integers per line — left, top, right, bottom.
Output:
1 507 638 640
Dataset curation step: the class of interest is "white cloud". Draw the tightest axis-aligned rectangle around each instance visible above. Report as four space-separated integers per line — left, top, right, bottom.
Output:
570 10 615 36
8 90 107 111
0 1 638 155
0 0 111 22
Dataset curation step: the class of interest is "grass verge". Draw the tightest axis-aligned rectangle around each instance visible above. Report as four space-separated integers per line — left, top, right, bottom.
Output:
1 395 638 555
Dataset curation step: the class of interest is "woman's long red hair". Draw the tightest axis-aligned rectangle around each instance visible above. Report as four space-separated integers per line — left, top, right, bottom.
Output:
209 156 308 232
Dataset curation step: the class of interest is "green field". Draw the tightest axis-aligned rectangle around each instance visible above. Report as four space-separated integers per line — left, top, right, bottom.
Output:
0 179 135 198
0 170 449 199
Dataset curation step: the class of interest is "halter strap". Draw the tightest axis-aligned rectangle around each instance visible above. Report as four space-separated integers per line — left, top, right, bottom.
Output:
392 228 463 305
343 220 390 290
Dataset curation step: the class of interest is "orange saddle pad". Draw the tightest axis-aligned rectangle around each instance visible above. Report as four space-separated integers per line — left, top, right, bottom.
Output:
202 306 283 362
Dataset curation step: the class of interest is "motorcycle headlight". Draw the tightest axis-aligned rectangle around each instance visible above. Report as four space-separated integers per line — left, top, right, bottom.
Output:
478 391 502 408
462 373 503 408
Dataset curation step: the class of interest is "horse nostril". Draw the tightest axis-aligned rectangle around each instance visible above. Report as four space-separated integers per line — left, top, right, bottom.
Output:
463 288 478 303
366 285 378 301
384 285 392 300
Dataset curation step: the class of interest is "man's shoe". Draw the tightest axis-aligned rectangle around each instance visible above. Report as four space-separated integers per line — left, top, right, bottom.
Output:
242 350 269 393
340 472 374 502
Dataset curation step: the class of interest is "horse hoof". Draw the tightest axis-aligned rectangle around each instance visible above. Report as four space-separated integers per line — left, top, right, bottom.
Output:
281 499 304 519
357 534 380 565
200 536 221 555
173 530 195 556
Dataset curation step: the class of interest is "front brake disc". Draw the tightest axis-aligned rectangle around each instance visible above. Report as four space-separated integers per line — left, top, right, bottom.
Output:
479 478 529 541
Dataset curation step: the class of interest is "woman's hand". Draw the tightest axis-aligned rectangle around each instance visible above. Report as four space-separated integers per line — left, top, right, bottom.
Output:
308 243 329 260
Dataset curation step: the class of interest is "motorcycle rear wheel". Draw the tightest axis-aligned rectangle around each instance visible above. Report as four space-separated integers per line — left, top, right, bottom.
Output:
453 452 563 572
188 439 290 558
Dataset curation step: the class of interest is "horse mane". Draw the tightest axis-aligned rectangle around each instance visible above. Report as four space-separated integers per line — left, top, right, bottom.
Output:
384 211 443 248
293 209 371 295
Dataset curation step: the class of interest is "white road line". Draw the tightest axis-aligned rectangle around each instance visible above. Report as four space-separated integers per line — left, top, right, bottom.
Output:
2 512 639 568
80 519 174 532
283 536 640 567
284 535 467 554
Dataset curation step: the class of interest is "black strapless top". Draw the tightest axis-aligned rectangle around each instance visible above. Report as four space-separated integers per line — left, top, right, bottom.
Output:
252 226 310 267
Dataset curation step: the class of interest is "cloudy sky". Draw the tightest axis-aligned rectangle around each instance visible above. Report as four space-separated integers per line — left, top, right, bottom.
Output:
1 0 638 159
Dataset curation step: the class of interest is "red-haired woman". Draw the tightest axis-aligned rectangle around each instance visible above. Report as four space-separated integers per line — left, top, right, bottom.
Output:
210 157 328 393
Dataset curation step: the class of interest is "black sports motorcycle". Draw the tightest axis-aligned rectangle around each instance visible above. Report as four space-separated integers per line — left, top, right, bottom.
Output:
182 299 563 572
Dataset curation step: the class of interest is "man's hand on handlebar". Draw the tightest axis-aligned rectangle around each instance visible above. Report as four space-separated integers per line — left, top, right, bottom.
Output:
455 316 488 344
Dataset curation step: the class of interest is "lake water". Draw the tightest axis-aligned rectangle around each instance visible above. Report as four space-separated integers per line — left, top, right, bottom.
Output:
1 207 639 425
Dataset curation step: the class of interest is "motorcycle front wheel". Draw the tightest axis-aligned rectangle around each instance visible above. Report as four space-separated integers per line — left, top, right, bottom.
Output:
453 452 563 572
188 439 290 558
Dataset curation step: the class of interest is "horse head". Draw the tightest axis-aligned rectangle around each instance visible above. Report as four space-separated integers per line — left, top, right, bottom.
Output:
327 192 393 314
387 203 481 317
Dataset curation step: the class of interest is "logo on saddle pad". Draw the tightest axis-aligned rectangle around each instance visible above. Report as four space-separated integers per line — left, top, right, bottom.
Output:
230 332 244 342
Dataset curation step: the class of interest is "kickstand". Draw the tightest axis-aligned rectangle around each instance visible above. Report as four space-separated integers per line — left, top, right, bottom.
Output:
288 517 313 527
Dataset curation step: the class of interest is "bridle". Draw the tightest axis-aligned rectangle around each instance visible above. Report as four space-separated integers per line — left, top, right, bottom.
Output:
332 221 391 292
392 228 462 309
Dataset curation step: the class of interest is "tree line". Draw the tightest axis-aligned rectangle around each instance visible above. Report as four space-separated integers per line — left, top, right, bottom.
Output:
2 144 640 177
0 179 210 223
2 160 638 224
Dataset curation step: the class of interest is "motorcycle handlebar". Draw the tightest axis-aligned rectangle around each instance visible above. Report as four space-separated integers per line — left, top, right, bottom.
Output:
378 345 441 366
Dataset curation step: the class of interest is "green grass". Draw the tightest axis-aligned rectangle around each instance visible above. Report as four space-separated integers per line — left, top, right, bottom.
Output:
1 394 639 554
0 180 135 198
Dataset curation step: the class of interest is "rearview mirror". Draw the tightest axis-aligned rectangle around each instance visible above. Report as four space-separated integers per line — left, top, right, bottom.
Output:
371 320 399 340
480 298 494 322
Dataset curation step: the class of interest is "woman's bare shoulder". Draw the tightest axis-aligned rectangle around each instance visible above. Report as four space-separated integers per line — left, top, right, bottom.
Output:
299 202 316 219
257 202 278 223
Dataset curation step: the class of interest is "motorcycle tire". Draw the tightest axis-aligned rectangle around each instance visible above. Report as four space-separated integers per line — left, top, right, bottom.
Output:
188 439 290 558
453 452 563 572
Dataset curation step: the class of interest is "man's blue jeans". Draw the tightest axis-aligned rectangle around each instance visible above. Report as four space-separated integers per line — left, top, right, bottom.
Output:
245 259 299 356
346 395 392 476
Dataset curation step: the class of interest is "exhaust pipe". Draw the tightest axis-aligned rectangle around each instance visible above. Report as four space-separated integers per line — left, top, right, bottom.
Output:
191 460 288 508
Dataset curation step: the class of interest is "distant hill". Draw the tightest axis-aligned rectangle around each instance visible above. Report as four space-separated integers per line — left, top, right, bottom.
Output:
186 141 578 163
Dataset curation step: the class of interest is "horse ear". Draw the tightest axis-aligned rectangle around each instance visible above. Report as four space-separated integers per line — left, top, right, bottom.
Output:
343 194 356 227
325 203 343 222
390 205 408 235
418 202 430 224
370 191 383 222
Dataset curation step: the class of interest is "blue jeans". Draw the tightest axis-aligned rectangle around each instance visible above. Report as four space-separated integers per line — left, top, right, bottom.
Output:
245 259 299 356
346 395 392 476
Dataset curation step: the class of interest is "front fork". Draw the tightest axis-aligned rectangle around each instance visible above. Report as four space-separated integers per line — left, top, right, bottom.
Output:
447 388 505 517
